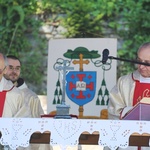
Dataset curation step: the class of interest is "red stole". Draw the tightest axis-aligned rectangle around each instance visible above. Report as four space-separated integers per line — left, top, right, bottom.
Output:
0 86 14 117
0 91 7 117
132 75 150 106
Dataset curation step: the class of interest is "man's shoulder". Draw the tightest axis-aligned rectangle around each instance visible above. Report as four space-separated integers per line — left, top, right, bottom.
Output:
119 72 132 81
22 87 39 98
116 72 133 87
17 79 39 100
119 70 138 80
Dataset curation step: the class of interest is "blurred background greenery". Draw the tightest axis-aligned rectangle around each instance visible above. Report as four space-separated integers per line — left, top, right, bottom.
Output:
0 0 150 94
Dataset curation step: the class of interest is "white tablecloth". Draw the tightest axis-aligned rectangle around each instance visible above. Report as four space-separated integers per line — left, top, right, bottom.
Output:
0 118 149 150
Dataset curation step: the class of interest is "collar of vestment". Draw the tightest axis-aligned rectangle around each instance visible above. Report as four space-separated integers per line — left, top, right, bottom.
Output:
16 78 24 87
132 70 150 83
140 75 150 83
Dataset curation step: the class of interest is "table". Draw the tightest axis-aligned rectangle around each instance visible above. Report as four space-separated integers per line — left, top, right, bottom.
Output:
0 118 150 150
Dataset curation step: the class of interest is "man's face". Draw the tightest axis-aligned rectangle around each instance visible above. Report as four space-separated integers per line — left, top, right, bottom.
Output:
4 58 21 83
137 47 150 77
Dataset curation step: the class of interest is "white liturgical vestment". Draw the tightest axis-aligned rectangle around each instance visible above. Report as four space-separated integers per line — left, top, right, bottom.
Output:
17 79 44 118
108 70 142 119
0 77 24 117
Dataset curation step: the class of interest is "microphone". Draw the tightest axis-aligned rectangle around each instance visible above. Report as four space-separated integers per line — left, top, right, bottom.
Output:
102 49 109 64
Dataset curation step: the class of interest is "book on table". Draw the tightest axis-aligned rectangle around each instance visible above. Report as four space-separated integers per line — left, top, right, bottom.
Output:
122 97 150 121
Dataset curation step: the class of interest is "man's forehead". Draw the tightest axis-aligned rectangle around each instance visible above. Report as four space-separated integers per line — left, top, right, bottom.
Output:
9 65 21 67
8 59 21 65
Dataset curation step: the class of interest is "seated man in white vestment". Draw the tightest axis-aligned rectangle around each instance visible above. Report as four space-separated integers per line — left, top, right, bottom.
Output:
0 53 25 117
106 42 150 150
4 55 44 118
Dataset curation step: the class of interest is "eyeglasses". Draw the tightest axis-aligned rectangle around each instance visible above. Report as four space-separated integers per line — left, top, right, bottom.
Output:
0 66 6 74
137 57 150 66
8 66 21 72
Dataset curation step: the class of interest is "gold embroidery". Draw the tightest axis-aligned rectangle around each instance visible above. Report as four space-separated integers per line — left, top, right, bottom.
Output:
136 88 150 102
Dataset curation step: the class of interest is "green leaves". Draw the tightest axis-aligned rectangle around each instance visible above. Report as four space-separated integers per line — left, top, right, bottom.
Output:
0 0 47 94
7 5 25 27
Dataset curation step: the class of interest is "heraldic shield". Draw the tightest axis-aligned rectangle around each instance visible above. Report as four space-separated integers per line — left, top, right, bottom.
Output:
66 71 96 106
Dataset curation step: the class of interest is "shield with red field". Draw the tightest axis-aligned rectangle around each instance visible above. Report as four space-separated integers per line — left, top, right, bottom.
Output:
66 71 96 106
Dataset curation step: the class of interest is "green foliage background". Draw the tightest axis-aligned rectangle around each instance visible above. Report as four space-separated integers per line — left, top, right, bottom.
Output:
0 0 47 94
0 0 150 94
